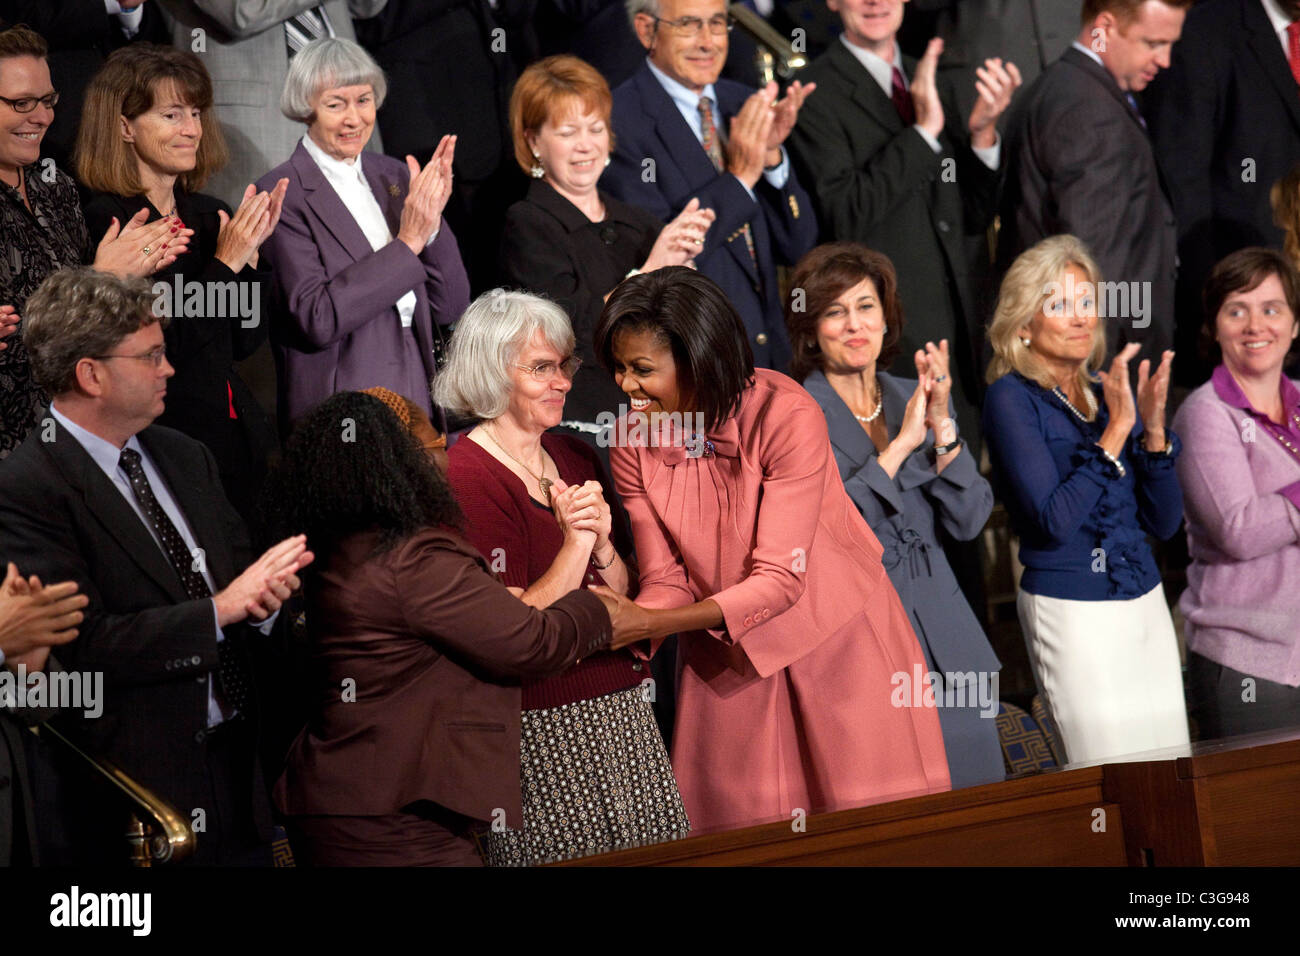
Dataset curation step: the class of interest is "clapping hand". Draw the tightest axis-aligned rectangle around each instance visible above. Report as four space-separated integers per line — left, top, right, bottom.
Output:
915 339 952 427
213 535 314 627
911 38 946 139
93 207 194 278
766 79 815 151
215 178 288 272
1136 349 1174 451
968 57 1022 148
0 563 87 673
0 305 18 352
397 135 456 255
643 198 716 271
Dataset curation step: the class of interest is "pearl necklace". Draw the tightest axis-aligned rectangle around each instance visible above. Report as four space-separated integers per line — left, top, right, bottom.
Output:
1052 386 1098 424
853 378 883 425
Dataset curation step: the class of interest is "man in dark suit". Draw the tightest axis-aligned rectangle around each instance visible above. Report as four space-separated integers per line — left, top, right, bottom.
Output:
788 0 1019 447
1145 0 1300 384
604 0 819 372
1000 0 1192 369
0 267 312 865
0 564 86 866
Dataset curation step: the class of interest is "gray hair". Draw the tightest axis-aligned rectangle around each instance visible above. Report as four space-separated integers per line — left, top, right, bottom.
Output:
280 37 388 124
23 267 165 396
434 290 576 420
625 0 660 26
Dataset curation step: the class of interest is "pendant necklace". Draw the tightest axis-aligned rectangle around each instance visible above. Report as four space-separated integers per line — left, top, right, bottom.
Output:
482 425 554 499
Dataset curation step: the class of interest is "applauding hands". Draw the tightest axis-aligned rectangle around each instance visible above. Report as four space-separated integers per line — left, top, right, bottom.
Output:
911 38 1020 149
213 534 313 628
215 178 289 272
398 134 456 255
0 562 88 674
643 197 716 271
727 80 815 188
92 207 194 278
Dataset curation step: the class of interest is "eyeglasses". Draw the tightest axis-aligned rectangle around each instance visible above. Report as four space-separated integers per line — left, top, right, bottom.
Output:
651 14 733 37
92 345 168 368
516 356 582 382
0 91 59 114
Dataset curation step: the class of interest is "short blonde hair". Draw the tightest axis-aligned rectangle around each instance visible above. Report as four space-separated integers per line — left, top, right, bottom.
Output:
433 290 576 420
986 235 1108 394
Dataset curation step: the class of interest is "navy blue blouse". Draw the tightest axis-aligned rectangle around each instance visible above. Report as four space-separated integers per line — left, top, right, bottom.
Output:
983 372 1183 600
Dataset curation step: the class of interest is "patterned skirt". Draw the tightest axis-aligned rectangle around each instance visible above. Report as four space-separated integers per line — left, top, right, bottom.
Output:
484 686 690 866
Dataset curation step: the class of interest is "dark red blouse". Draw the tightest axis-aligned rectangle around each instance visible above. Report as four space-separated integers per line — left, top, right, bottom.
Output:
446 431 644 709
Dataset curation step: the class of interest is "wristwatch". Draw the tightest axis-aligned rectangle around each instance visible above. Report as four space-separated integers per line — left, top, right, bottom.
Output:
933 417 959 455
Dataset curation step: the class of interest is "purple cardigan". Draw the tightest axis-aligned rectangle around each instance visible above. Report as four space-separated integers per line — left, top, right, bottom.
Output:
1172 366 1300 686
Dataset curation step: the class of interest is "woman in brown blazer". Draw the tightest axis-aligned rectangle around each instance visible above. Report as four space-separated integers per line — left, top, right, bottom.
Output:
260 391 640 866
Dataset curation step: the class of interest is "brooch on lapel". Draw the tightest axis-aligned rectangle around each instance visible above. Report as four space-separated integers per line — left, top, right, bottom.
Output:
387 184 401 197
788 195 800 218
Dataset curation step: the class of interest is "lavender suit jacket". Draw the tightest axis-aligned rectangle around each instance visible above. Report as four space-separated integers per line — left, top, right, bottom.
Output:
256 142 470 429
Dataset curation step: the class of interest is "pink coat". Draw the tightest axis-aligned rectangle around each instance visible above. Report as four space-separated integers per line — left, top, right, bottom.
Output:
610 370 951 832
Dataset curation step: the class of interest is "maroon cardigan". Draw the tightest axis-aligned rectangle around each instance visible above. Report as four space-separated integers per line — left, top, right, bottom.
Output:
447 432 644 709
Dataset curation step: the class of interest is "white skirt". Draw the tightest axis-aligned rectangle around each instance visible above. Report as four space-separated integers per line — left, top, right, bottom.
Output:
1017 584 1190 764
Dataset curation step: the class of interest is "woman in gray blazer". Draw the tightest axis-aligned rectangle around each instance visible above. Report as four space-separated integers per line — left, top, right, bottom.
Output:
787 242 1004 789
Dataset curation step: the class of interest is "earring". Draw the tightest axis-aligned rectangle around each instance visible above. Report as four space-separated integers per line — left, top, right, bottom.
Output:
530 152 544 179
604 156 611 168
1019 336 1031 347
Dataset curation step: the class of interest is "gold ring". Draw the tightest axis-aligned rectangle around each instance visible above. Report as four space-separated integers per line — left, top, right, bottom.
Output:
142 246 153 255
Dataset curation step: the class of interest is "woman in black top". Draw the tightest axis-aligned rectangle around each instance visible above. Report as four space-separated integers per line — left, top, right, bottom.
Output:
0 26 190 459
77 44 287 526
501 55 714 433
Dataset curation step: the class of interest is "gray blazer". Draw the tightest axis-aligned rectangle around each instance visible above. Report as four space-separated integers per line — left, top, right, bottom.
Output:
803 369 1004 788
160 0 388 206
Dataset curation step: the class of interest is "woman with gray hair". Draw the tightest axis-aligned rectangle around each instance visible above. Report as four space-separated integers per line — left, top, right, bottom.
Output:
437 289 688 865
983 234 1188 765
254 37 470 430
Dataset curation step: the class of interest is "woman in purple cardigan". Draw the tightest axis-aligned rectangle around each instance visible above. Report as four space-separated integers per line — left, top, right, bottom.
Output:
1174 248 1300 739
255 37 469 431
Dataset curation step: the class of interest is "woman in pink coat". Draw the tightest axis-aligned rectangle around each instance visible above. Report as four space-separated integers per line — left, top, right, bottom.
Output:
594 268 951 833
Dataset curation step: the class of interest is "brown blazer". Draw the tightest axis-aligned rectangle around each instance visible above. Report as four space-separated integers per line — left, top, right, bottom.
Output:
274 525 610 828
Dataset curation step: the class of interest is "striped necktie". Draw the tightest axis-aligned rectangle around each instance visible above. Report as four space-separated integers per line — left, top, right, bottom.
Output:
698 96 757 266
285 7 334 58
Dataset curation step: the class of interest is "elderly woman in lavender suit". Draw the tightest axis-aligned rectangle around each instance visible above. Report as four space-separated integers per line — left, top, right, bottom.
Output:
1175 247 1300 739
256 37 469 429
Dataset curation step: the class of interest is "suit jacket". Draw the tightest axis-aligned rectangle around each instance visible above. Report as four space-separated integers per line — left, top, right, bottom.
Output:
256 142 471 429
604 62 818 372
1000 47 1179 362
159 0 388 206
1145 0 1300 383
82 189 278 525
788 41 1000 445
276 526 610 829
0 418 272 862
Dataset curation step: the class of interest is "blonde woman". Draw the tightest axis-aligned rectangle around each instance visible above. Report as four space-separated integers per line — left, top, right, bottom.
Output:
983 234 1189 764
